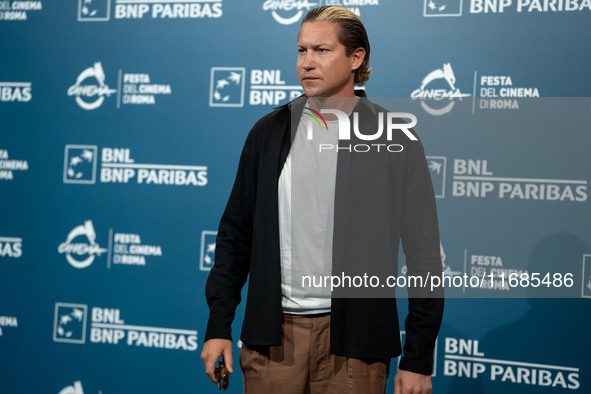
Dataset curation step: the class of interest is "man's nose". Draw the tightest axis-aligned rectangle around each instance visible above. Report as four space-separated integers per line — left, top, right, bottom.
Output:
302 53 316 69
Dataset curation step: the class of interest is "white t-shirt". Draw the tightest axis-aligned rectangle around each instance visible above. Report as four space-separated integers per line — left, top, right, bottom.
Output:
278 106 339 314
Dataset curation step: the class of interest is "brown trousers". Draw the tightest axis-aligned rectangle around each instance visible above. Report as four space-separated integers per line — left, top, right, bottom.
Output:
239 314 389 394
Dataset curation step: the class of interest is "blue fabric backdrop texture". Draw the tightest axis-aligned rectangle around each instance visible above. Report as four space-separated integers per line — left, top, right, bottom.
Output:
1 1 590 393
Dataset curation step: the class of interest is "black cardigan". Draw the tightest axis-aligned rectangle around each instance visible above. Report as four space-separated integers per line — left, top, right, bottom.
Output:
205 91 444 375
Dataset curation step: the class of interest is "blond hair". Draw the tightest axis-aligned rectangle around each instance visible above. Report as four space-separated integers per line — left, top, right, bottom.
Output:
302 6 372 85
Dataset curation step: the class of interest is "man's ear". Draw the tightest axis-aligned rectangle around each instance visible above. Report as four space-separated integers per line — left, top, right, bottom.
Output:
350 48 366 71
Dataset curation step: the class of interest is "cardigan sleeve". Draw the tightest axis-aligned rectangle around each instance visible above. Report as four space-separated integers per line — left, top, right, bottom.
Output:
398 137 444 375
204 126 258 342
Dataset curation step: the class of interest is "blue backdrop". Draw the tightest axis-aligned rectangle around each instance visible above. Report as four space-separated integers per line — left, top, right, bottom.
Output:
1 1 590 393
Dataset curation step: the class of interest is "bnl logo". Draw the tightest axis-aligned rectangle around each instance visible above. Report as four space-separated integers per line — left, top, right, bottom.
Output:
209 67 245 107
53 303 88 344
427 156 447 198
63 145 98 184
424 0 462 17
582 255 591 299
78 0 111 22
200 231 217 271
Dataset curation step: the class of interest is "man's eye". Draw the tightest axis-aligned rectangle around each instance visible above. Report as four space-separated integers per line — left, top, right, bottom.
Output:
298 49 306 54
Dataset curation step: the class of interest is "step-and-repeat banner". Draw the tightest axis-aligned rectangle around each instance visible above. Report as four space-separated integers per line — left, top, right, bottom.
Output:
1 1 590 393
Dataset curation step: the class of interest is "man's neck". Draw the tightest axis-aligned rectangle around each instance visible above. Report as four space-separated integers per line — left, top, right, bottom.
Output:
307 95 360 120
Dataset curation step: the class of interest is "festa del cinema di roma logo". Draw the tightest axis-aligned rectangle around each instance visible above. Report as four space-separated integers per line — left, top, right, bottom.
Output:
411 63 470 115
262 1 381 25
67 62 116 110
263 0 319 25
58 221 107 269
58 380 85 394
57 218 164 268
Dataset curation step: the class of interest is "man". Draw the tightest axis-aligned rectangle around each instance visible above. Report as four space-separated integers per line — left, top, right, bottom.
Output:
201 6 443 394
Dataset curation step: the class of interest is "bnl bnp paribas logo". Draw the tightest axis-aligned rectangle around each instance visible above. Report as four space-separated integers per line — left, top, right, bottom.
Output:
209 67 245 107
0 236 22 259
424 0 463 17
209 67 303 107
77 0 222 21
411 63 471 115
423 0 591 15
63 145 208 186
425 156 587 202
53 303 199 351
443 337 580 389
63 145 98 184
78 0 110 21
427 156 447 198
54 303 88 344
200 230 217 271
0 81 31 102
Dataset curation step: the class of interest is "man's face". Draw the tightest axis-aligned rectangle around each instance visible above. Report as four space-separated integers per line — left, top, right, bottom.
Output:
297 21 361 98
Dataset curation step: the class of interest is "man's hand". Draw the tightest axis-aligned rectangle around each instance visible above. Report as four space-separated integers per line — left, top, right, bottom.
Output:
394 369 432 394
201 338 234 383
